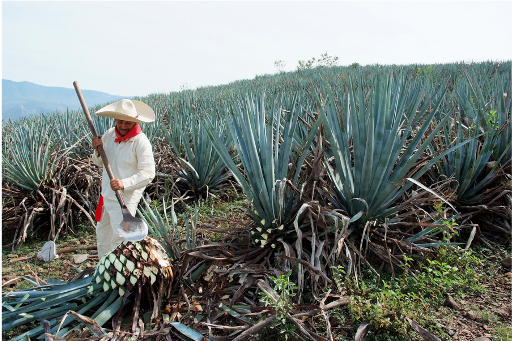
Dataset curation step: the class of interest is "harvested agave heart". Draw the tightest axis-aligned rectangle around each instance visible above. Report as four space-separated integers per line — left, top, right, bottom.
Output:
93 236 174 297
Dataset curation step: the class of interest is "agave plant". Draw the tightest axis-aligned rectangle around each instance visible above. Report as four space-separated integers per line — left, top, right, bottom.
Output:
138 195 199 259
431 112 507 205
1 109 107 248
2 122 63 191
492 79 511 168
2 237 173 340
427 69 510 205
162 115 231 200
321 73 469 226
206 93 321 246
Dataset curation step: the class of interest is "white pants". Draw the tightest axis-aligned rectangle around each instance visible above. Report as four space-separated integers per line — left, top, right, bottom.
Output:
96 196 140 258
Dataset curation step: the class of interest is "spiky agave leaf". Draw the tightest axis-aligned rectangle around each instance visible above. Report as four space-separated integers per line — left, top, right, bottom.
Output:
205 93 321 244
431 70 511 205
493 81 512 168
161 111 231 200
138 196 183 260
322 73 472 226
2 121 67 191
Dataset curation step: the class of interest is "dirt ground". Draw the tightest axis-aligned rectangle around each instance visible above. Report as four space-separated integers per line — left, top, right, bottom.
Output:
431 269 512 340
2 226 511 340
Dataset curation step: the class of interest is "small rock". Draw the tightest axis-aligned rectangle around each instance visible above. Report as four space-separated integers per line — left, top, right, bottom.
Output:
73 254 89 264
467 311 479 320
36 241 58 262
473 338 491 341
501 258 512 268
448 329 455 336
444 294 460 310
495 308 509 317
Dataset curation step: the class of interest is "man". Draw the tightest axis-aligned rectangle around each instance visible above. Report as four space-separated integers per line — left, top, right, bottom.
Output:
91 98 156 258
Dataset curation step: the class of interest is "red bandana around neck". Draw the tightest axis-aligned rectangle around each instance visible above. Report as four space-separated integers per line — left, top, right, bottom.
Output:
114 124 142 143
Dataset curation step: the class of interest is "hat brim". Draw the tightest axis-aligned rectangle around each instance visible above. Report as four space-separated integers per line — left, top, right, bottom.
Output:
95 100 155 123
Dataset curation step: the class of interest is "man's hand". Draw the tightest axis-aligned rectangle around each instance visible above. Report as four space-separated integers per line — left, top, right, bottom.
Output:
92 136 103 156
110 179 124 191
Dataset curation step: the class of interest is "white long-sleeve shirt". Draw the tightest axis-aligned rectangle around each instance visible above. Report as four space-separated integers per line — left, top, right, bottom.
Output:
91 127 155 203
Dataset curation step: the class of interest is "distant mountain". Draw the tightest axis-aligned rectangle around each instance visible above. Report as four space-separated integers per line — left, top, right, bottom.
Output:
2 79 129 121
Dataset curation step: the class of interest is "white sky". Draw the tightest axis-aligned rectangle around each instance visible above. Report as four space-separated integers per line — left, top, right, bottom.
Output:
2 1 511 97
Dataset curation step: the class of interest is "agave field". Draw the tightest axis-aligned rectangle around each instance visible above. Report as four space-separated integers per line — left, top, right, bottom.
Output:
2 61 512 340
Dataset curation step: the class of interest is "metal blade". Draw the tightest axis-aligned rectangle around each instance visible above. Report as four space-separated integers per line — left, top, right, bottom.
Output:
119 208 148 242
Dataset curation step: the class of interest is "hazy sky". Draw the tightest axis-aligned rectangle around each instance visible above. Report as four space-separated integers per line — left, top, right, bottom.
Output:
3 1 511 97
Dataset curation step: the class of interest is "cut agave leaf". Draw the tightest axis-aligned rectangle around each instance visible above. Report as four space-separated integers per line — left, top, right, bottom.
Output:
116 272 126 286
125 259 135 272
114 259 123 272
169 322 212 341
94 296 124 327
98 264 105 275
143 266 151 278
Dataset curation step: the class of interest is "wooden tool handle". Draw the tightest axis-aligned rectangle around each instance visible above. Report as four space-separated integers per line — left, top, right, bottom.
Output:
73 81 126 207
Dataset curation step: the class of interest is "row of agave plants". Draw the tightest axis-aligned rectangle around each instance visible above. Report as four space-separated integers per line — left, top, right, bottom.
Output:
2 61 511 339
3 61 509 246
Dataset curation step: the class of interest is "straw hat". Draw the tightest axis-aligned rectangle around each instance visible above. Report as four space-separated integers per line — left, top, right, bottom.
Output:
95 99 155 123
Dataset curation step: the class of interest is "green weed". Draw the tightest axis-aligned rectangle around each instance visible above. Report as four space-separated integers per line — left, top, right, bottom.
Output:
259 270 298 340
495 325 512 341
336 246 487 337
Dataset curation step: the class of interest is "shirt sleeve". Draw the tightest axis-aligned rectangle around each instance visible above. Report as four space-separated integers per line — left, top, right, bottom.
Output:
120 137 155 191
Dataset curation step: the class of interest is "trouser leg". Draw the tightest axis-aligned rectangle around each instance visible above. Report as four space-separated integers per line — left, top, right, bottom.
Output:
103 196 141 253
103 198 125 252
96 206 113 259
